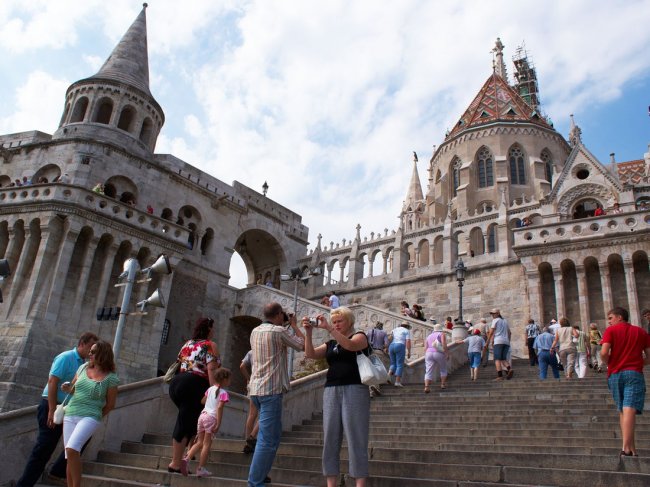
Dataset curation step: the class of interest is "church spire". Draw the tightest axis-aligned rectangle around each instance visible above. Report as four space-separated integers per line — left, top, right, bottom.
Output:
91 3 151 96
404 152 424 207
492 37 508 81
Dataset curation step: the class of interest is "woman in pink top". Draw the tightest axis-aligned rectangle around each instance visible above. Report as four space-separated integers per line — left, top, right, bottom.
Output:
424 324 449 392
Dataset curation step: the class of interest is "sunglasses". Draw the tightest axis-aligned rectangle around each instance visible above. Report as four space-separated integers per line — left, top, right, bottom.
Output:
89 348 97 355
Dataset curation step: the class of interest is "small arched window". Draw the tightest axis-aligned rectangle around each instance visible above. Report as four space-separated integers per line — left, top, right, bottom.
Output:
450 157 461 197
70 97 89 123
117 105 136 133
93 98 113 125
140 117 153 146
477 147 494 188
509 145 526 185
541 149 553 186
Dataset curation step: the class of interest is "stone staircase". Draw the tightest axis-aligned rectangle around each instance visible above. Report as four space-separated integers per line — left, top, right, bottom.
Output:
47 360 650 486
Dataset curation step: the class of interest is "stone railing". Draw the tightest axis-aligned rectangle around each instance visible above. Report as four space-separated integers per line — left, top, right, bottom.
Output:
0 183 190 247
512 210 650 248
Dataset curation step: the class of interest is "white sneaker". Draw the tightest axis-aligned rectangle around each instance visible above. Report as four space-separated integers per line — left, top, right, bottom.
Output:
196 467 212 478
394 382 404 387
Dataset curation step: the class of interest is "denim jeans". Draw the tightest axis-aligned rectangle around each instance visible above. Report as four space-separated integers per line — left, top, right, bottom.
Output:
16 398 67 487
248 394 283 487
388 342 406 377
537 351 560 380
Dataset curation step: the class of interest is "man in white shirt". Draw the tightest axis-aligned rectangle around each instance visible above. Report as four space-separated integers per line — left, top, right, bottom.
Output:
328 291 340 309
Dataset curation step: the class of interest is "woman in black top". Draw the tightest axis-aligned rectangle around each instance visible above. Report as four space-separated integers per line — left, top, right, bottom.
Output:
303 306 370 487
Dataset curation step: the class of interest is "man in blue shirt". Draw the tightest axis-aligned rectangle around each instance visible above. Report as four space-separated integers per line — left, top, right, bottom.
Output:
16 332 98 487
533 327 559 380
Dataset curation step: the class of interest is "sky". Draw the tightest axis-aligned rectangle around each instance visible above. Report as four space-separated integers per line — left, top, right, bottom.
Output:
1 0 649 288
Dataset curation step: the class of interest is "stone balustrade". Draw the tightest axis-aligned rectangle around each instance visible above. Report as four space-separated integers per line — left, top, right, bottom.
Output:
512 210 650 248
0 183 190 246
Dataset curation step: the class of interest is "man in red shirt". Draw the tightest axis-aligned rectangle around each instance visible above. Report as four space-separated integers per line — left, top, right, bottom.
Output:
600 307 650 457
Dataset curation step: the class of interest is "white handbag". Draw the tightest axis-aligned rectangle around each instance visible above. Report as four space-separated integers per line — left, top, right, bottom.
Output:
52 393 71 425
357 351 389 386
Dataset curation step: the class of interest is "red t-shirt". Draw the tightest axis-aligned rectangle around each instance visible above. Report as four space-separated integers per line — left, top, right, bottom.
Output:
601 323 650 376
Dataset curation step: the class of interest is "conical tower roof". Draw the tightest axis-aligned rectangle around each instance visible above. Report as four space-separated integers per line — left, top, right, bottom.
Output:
446 73 552 140
404 158 424 209
90 4 151 96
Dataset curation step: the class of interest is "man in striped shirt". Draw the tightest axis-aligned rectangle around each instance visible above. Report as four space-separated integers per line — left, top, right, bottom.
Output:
247 302 304 487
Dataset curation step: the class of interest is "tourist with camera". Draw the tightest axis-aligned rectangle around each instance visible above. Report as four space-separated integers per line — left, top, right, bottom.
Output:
303 307 370 487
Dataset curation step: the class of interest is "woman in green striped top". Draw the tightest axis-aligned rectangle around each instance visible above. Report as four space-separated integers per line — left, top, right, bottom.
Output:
61 340 119 487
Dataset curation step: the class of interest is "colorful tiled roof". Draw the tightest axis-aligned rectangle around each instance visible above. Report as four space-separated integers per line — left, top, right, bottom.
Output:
447 73 552 139
617 159 647 184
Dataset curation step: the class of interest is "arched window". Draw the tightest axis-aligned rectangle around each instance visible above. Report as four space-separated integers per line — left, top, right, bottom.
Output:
572 199 601 219
200 228 214 256
541 149 553 186
450 157 461 197
93 98 113 125
487 224 497 253
140 117 153 146
117 105 136 133
70 97 89 123
509 145 526 185
476 147 494 188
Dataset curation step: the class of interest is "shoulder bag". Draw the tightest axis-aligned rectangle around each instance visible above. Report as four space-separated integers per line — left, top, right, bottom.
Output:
356 333 388 386
163 360 180 383
53 392 72 425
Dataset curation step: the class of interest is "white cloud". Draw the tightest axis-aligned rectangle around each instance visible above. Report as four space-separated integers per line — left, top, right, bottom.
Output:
0 70 69 134
2 0 650 258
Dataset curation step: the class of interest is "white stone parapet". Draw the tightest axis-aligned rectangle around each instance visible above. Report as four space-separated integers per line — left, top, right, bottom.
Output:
512 210 650 249
0 183 190 248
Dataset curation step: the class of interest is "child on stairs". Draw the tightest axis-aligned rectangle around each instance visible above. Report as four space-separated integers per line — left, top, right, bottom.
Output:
181 367 232 477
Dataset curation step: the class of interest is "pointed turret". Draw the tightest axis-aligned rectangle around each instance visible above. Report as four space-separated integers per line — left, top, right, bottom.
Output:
90 3 151 96
404 154 424 209
492 38 508 81
54 4 164 156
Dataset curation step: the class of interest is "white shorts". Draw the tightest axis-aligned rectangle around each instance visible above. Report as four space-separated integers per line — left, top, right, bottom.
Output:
63 415 101 456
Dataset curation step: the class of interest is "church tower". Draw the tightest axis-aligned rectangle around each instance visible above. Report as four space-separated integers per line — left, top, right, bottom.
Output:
53 4 164 158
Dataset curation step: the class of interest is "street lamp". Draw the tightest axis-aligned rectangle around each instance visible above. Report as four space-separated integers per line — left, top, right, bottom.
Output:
112 254 172 361
455 258 466 322
262 181 269 196
281 266 322 376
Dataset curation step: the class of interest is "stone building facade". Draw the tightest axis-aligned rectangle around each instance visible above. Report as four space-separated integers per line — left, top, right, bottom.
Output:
0 6 308 411
298 40 650 356
1 9 648 412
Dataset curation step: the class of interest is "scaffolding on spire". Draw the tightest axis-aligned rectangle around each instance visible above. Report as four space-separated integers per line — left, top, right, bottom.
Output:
512 43 540 110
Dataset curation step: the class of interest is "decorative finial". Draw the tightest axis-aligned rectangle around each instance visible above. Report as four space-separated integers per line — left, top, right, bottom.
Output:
413 151 418 163
143 3 148 8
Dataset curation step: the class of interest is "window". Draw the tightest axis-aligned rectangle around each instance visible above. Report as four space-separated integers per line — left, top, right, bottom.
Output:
487 225 497 253
509 145 526 185
541 150 553 185
451 157 461 197
477 147 494 188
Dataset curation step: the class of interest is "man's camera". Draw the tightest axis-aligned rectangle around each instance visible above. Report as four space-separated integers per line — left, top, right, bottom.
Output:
308 317 319 327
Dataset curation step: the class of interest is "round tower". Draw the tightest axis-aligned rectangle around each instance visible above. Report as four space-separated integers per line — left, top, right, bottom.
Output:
53 4 164 158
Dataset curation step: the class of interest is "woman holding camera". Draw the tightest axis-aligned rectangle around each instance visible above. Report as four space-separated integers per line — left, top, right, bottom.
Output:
303 307 370 487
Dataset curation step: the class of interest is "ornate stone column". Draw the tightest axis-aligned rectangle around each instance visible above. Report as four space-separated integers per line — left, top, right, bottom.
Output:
94 243 120 310
575 265 590 328
623 259 640 325
599 263 613 319
42 226 82 322
368 258 374 277
553 268 566 319
71 235 101 318
526 269 543 323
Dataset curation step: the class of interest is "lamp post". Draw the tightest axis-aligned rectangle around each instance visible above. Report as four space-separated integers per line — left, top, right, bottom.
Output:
455 258 466 322
112 255 172 361
280 266 322 377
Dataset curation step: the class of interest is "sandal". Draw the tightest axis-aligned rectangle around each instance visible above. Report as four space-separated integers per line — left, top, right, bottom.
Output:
424 387 430 393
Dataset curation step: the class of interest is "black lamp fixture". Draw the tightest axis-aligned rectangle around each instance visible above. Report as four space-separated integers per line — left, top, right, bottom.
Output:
455 258 466 322
262 181 269 196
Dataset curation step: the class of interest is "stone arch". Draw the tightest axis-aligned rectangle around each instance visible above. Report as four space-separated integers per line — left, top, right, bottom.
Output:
486 223 498 253
117 105 137 133
70 96 89 123
469 227 484 256
403 242 415 271
633 250 650 316
104 175 138 204
475 200 495 214
59 226 95 319
452 230 465 261
231 229 288 287
384 246 394 274
139 117 153 146
80 233 114 325
607 254 628 311
476 145 494 188
433 235 443 264
0 175 12 187
341 256 351 283
358 252 369 279
32 164 61 185
508 143 527 185
584 256 605 324
160 208 172 220
92 97 114 125
200 228 214 256
539 262 556 325
328 259 339 284
417 239 430 267
557 183 614 217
